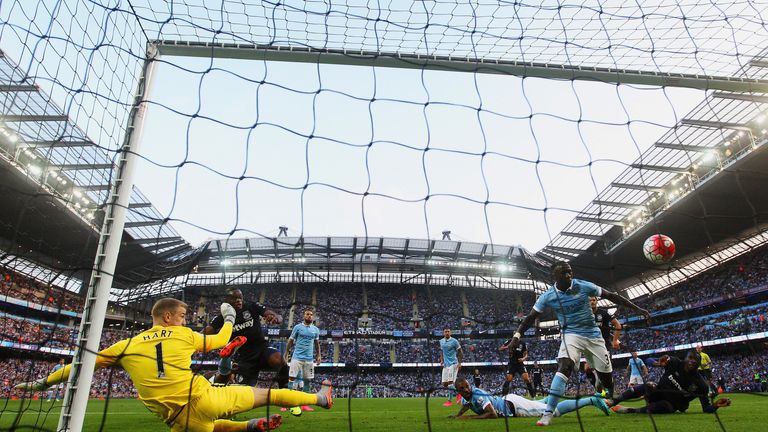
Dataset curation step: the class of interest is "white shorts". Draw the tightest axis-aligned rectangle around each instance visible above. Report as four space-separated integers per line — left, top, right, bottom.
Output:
557 333 613 373
441 364 458 383
629 375 644 385
289 358 315 380
503 394 548 417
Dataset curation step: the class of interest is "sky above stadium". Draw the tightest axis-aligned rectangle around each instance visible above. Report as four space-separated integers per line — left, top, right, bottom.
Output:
134 56 704 251
7 0 758 252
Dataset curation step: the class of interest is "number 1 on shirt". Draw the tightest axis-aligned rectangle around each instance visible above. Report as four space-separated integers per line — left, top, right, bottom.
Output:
155 342 166 378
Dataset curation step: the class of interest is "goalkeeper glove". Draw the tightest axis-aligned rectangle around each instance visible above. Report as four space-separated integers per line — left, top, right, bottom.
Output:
14 379 50 391
221 303 237 324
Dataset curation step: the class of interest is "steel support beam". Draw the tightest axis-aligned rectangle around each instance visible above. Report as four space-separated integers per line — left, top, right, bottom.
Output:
593 200 645 210
153 40 768 93
547 246 588 255
0 84 37 91
21 140 94 148
681 119 752 131
711 92 768 104
560 231 604 241
125 218 163 230
58 164 113 171
128 202 152 208
142 239 187 252
541 249 579 260
610 182 666 193
80 184 110 191
630 164 690 173
749 59 768 69
0 114 68 122
575 216 625 226
127 236 182 245
654 142 710 152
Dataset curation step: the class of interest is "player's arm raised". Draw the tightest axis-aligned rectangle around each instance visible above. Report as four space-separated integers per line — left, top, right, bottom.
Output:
511 309 541 348
498 339 510 351
195 303 236 352
599 289 650 321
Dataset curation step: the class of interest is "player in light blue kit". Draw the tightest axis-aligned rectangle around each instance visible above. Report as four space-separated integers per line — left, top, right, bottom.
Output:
46 358 66 402
626 351 648 387
284 309 321 416
448 377 610 420
439 328 463 407
510 261 650 426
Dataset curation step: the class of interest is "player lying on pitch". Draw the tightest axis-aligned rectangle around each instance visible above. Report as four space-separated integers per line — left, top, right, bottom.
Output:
609 351 731 414
14 298 333 432
448 377 610 420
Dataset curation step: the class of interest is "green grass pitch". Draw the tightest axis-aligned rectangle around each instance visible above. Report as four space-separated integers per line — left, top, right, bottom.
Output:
0 394 765 431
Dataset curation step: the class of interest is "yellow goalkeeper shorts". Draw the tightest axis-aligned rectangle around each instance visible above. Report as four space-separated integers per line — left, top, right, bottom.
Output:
170 385 255 432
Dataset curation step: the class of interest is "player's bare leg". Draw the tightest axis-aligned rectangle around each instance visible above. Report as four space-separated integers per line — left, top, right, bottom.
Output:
267 351 290 389
521 372 536 398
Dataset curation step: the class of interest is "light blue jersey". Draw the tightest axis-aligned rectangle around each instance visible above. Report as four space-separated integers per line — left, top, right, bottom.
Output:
629 358 644 376
533 279 602 338
440 337 461 366
461 388 513 417
52 363 64 373
289 323 320 361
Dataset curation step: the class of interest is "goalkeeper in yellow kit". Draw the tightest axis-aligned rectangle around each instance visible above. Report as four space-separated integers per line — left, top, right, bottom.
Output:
15 298 332 431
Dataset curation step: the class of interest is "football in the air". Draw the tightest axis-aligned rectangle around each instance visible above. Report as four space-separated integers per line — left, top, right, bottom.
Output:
643 234 676 264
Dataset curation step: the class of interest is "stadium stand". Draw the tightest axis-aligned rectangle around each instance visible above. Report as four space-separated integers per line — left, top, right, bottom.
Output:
1 243 767 400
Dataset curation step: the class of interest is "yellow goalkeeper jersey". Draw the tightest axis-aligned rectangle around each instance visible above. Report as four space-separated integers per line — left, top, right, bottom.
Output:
47 323 231 423
698 351 711 370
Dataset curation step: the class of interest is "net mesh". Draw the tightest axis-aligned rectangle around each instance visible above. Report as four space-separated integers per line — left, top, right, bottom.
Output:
0 0 767 431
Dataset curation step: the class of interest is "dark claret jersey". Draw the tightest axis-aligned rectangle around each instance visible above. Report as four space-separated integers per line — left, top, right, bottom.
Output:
656 357 716 412
211 302 268 359
531 366 543 383
503 340 527 362
593 307 615 348
472 372 482 387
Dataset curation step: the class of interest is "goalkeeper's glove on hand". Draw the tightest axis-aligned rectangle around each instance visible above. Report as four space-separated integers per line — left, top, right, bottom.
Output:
221 303 237 324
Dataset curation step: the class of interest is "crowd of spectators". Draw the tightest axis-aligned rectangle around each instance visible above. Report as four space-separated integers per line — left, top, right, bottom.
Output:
632 246 768 313
1 266 83 313
365 285 414 330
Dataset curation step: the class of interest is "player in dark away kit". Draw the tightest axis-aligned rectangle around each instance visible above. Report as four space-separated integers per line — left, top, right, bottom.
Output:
206 288 289 388
609 351 732 414
499 338 536 397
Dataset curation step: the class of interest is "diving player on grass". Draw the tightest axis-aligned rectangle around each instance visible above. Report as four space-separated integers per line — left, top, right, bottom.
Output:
610 351 731 414
509 261 650 426
15 298 333 432
448 377 610 420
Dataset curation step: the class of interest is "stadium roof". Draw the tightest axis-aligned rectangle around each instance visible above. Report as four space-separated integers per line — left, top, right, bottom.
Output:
0 49 192 288
117 235 552 302
541 49 768 289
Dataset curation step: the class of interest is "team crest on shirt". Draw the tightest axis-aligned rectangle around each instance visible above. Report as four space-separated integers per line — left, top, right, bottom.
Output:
243 311 252 320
